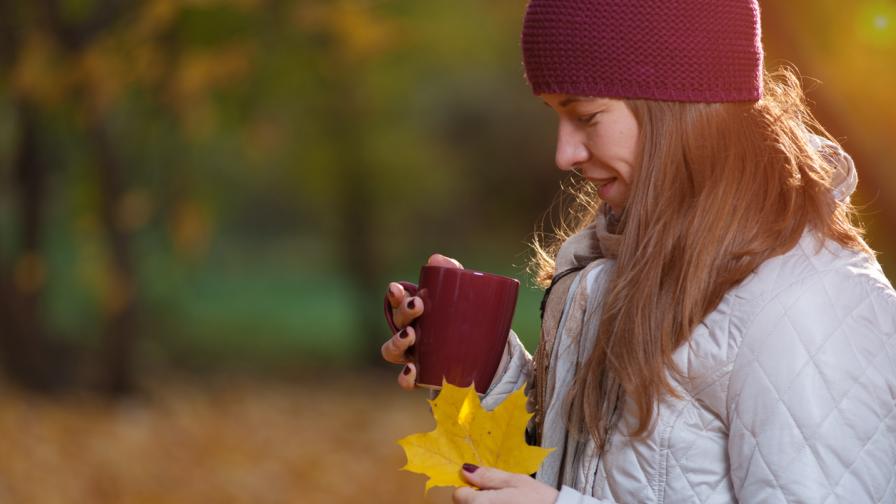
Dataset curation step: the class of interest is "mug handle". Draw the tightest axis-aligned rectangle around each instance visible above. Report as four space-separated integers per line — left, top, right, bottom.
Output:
383 280 419 334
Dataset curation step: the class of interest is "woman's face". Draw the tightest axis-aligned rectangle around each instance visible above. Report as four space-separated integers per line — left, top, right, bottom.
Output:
541 94 641 214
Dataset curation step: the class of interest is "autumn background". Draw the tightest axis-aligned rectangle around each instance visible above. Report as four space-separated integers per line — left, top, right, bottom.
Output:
0 0 894 502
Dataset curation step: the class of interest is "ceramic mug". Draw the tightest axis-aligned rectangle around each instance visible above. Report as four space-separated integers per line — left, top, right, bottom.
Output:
383 265 519 394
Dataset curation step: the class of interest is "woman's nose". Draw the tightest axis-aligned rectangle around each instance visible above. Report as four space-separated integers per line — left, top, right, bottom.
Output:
554 121 589 172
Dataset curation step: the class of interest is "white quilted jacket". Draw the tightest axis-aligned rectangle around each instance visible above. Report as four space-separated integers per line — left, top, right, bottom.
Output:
482 144 896 503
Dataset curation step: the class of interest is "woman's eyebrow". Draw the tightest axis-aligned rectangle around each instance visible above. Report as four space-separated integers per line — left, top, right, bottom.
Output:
542 96 605 108
559 96 588 107
566 96 610 106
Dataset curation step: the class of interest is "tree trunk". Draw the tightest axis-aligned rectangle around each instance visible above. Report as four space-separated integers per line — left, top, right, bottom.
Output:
0 102 52 391
325 76 385 367
90 117 140 396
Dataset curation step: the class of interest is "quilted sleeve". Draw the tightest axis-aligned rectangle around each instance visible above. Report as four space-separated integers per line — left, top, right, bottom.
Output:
480 329 534 411
554 485 618 503
726 270 896 502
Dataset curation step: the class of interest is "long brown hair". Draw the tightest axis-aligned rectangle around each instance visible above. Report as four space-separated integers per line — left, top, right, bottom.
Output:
528 65 873 450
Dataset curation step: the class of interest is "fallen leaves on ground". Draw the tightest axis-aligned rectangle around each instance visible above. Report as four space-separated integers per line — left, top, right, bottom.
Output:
0 373 453 503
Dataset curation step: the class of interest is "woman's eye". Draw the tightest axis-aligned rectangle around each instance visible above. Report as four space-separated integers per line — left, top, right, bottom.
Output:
577 113 599 125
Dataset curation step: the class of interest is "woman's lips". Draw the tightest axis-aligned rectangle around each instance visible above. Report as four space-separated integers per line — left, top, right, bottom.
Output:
598 180 615 200
590 177 617 199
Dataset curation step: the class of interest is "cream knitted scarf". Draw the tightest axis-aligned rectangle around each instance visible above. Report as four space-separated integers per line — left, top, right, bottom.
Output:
533 202 621 442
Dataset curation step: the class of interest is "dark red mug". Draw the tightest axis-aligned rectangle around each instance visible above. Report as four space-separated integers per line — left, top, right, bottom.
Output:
383 265 519 394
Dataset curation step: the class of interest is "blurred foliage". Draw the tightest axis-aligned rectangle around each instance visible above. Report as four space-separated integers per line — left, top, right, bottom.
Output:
0 0 894 389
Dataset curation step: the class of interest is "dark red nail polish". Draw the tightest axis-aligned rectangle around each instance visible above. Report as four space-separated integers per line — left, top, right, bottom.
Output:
403 365 411 376
462 463 479 473
399 328 408 339
407 298 416 310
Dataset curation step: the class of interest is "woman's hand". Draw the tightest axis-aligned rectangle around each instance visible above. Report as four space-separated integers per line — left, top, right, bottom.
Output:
381 253 463 389
453 465 559 504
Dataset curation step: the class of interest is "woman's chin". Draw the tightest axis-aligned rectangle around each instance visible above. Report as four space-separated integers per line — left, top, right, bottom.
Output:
597 179 628 210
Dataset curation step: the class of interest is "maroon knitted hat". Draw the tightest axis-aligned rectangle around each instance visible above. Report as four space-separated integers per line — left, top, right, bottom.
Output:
521 0 764 102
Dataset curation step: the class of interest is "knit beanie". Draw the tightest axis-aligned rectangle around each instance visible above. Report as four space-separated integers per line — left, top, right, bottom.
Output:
521 0 764 102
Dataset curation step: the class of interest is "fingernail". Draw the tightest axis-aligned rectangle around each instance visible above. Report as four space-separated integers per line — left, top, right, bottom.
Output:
462 463 479 473
407 298 416 310
402 365 411 376
399 328 409 339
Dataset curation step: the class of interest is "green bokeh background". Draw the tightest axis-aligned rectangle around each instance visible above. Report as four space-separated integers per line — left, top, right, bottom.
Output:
1 0 894 379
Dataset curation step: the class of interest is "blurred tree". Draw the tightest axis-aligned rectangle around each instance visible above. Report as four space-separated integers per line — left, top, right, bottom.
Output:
0 0 56 391
1 0 146 394
300 1 401 365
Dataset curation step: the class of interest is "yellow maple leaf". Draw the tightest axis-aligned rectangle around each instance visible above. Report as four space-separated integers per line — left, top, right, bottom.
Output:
397 380 553 493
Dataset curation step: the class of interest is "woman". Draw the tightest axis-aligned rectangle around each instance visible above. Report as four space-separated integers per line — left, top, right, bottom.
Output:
382 0 896 502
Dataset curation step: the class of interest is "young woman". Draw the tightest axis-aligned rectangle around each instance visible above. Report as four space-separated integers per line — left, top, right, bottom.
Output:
382 0 896 502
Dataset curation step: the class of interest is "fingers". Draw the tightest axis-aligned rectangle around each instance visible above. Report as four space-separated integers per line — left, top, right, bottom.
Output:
393 293 423 329
455 467 560 503
384 253 460 392
452 486 478 504
459 465 520 491
383 281 421 389
427 253 464 269
387 282 406 309
386 282 422 329
397 362 416 390
381 326 416 364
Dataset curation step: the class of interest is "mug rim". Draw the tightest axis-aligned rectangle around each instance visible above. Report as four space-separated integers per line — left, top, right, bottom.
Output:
420 264 520 284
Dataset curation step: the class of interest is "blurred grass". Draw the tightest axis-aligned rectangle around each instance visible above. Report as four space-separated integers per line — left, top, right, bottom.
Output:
42 220 545 371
